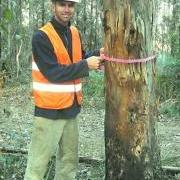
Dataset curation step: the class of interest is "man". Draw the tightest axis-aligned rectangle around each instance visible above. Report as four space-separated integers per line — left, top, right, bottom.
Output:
24 0 103 179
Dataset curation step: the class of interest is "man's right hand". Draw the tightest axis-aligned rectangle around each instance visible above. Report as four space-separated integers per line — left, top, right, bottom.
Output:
86 56 102 70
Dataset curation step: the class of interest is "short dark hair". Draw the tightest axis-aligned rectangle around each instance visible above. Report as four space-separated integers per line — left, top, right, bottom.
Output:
51 0 63 2
51 0 68 2
51 0 78 3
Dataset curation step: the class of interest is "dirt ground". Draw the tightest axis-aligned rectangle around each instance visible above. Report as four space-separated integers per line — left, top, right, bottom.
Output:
0 84 180 179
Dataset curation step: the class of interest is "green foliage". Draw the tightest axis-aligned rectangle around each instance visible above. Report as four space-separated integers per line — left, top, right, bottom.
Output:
161 1 180 58
83 71 104 97
157 54 180 99
0 4 13 31
74 0 103 50
3 8 13 21
83 71 105 108
157 53 180 117
159 99 180 118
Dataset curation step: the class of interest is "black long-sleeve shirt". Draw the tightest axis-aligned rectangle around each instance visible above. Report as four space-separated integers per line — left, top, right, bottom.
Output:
32 17 99 120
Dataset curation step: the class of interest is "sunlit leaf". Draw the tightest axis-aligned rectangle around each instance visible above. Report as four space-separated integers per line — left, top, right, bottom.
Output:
15 34 22 40
3 8 13 21
0 23 7 32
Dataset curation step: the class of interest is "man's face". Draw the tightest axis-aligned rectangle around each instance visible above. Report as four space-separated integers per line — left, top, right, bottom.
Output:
52 1 75 25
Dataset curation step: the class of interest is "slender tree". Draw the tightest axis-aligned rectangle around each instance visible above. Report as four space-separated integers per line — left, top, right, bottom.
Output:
41 0 45 26
89 0 94 49
0 0 2 60
171 0 180 57
0 0 12 87
103 0 161 179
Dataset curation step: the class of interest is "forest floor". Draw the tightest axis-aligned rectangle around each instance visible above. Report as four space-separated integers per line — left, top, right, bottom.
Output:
0 84 180 180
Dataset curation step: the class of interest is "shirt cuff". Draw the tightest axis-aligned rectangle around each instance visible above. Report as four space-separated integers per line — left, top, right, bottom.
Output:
81 59 89 77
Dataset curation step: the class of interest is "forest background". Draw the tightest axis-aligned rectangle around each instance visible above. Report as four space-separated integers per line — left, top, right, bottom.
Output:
0 0 179 179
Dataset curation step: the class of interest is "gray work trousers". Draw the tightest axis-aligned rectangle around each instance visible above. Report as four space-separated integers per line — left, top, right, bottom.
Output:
24 116 79 180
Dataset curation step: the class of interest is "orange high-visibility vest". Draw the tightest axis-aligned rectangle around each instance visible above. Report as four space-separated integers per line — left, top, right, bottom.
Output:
32 22 83 109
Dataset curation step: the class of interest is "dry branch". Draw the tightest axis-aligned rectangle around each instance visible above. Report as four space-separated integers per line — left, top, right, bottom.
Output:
162 166 180 175
16 40 23 78
0 146 27 155
1 147 180 175
0 146 102 164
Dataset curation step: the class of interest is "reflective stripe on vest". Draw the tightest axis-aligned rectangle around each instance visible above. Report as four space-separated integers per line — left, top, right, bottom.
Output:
32 22 83 109
33 82 82 93
32 61 39 71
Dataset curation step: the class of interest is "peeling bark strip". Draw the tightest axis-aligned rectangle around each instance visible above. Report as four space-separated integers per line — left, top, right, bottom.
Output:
103 0 161 180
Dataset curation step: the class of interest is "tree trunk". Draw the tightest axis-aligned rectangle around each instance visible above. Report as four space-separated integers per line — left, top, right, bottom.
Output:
89 0 94 50
41 0 45 26
170 0 176 56
103 0 161 179
82 0 87 36
0 0 2 60
171 0 180 57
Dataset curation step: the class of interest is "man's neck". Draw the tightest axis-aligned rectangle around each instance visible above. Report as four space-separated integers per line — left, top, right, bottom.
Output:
54 16 69 27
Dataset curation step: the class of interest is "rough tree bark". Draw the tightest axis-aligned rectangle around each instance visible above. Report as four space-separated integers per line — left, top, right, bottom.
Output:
103 0 161 179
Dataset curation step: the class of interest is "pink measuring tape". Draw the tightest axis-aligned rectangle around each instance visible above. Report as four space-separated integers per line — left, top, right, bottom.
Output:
101 54 156 64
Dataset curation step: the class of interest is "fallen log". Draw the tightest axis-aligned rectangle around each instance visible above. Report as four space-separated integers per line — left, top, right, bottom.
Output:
0 146 27 155
1 147 180 175
162 166 180 175
0 146 103 164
